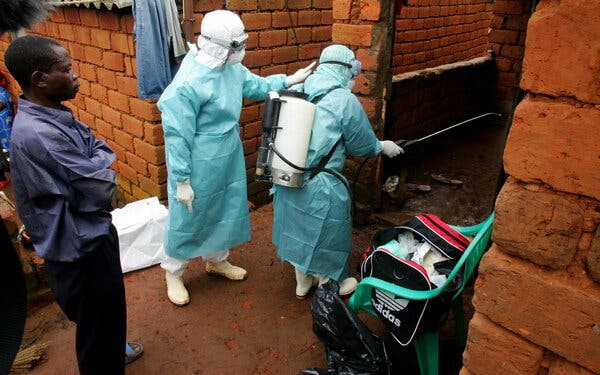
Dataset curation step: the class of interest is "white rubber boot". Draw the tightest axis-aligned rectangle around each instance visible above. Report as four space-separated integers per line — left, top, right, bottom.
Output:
339 277 358 297
205 260 248 281
318 276 358 297
165 272 190 306
295 268 318 300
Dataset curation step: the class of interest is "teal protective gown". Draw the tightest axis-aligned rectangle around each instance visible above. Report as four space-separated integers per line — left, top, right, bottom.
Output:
272 72 383 280
158 50 286 259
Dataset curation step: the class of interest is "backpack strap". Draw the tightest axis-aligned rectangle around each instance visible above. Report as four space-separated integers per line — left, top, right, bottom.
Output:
309 138 341 180
310 86 342 104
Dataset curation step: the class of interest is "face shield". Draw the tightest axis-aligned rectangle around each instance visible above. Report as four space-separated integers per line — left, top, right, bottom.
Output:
320 59 362 79
200 33 248 52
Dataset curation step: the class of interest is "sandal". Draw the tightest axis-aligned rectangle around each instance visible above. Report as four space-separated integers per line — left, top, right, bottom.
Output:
125 342 143 365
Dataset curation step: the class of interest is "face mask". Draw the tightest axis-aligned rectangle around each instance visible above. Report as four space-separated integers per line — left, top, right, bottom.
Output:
346 79 355 91
226 49 245 65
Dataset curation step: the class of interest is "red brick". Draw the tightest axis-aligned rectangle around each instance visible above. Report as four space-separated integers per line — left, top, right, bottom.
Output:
241 13 271 30
489 29 518 44
287 0 310 9
97 68 117 89
298 43 322 60
143 122 164 146
45 23 59 38
79 63 97 81
99 12 121 31
58 24 75 41
84 46 103 65
243 121 262 139
122 114 144 137
131 185 152 200
133 139 166 164
77 110 95 128
357 96 380 119
259 30 287 47
95 118 114 140
107 140 127 162
90 29 112 50
138 175 166 198
332 0 351 19
122 14 134 32
312 26 332 42
90 83 108 102
272 46 298 64
354 72 374 95
356 48 378 71
240 105 259 123
244 50 272 68
359 0 381 21
272 12 298 28
258 0 285 10
102 105 122 129
50 8 65 23
148 163 168 184
64 8 81 25
79 8 99 27
70 43 87 61
493 0 523 15
72 26 91 45
113 128 134 150
84 97 103 117
320 10 333 25
313 0 332 9
124 57 136 77
126 151 148 175
103 52 125 72
117 160 138 184
116 75 137 97
227 0 258 11
463 313 544 375
108 90 130 113
246 32 259 49
242 138 258 155
287 27 312 44
501 45 523 59
298 11 321 26
130 98 161 121
332 24 372 46
111 33 130 55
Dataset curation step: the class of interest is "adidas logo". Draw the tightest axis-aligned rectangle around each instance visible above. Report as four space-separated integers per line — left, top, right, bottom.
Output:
373 299 402 327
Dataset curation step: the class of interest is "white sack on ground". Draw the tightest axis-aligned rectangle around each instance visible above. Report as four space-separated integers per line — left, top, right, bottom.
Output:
111 197 167 273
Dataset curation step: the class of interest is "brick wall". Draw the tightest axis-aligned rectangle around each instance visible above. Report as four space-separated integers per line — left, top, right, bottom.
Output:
392 0 492 75
0 2 334 206
386 55 494 142
489 0 533 113
0 6 167 206
462 1 600 374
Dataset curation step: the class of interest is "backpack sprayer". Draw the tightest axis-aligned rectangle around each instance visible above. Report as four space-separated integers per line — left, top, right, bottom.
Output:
255 90 316 188
255 89 349 190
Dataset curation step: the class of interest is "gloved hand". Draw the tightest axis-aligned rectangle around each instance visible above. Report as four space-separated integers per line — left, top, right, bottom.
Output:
285 61 316 87
380 140 404 158
176 180 195 213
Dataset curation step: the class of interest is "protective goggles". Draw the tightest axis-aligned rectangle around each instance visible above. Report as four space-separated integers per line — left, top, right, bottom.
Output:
201 33 248 51
320 59 362 78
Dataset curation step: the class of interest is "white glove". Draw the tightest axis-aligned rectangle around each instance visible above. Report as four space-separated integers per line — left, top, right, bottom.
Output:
285 61 316 87
176 180 195 213
380 140 404 158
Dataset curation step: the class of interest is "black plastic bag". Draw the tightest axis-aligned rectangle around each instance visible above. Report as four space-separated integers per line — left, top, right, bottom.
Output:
301 280 391 375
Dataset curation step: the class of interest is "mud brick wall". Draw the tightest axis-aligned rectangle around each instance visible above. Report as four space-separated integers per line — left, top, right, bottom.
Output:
0 7 166 207
462 1 600 374
392 0 493 75
489 0 534 113
386 55 494 142
0 2 334 206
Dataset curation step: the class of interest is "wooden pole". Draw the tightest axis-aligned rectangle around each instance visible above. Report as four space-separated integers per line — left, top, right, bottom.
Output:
181 0 195 43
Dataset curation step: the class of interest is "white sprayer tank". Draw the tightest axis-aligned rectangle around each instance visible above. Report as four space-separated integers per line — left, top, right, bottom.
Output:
270 91 316 188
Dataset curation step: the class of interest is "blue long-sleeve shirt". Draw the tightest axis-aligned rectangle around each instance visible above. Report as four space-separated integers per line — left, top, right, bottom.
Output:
9 97 116 261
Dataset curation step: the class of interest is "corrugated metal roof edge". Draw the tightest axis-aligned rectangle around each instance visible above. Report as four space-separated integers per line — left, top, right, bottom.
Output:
48 0 132 9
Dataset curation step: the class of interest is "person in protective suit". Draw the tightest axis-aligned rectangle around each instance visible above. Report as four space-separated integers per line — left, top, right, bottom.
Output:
158 9 315 306
272 45 404 299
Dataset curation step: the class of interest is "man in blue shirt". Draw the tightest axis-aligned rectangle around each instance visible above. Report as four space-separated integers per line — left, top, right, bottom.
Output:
5 35 142 374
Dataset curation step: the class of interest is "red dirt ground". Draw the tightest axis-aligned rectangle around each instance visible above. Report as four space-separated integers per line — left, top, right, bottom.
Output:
13 115 508 375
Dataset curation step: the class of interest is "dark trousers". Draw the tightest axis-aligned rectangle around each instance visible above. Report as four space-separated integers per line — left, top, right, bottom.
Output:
45 225 126 375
